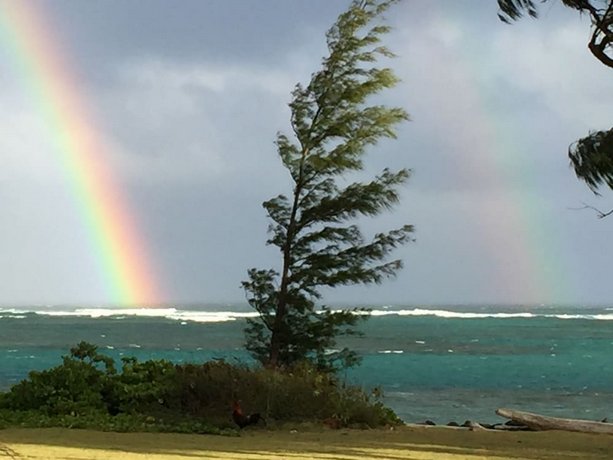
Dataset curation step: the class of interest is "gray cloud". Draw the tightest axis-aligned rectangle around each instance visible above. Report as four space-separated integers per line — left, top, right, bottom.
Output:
0 0 611 306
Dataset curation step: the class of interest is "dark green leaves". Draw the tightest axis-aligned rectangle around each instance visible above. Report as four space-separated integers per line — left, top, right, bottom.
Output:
497 0 539 23
243 0 411 372
569 128 613 193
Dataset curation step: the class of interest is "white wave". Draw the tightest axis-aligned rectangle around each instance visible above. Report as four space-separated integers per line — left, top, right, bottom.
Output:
556 314 583 320
544 313 613 320
22 307 259 323
368 308 613 321
591 314 613 320
3 306 613 322
406 309 535 319
0 308 27 316
40 308 178 318
378 350 404 354
370 308 535 319
169 311 260 323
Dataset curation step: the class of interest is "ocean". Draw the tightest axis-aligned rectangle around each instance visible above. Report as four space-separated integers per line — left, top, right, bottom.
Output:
1 304 612 425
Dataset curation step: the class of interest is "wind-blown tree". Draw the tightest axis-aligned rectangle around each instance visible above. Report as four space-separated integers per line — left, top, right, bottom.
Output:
498 0 613 211
242 0 412 371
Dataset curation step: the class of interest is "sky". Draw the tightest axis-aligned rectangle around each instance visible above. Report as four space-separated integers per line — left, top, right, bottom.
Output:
0 0 611 308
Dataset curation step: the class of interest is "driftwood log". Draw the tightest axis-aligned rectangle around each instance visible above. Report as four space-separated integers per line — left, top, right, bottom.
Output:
490 423 530 431
496 408 613 434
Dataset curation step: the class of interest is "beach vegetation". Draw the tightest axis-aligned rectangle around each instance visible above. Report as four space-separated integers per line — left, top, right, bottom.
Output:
0 342 401 433
242 0 412 371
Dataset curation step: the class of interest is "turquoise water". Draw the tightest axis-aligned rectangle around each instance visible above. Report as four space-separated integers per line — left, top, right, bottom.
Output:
1 305 613 424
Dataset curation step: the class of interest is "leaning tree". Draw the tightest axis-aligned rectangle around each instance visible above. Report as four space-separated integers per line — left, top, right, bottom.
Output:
242 0 412 371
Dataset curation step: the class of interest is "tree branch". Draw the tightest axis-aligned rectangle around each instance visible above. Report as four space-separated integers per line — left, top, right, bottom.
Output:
569 201 613 218
587 1 613 68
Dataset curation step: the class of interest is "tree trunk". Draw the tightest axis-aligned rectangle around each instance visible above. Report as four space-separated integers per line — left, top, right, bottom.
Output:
496 408 613 434
267 332 281 369
267 144 311 369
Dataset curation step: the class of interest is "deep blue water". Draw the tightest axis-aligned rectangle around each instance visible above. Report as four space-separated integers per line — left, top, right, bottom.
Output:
1 304 613 424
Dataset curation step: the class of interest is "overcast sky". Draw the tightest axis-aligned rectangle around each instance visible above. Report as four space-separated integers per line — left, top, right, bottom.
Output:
0 0 611 308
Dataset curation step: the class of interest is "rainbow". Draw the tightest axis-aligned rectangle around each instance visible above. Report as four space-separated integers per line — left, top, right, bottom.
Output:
0 2 161 306
402 4 573 304
445 41 572 304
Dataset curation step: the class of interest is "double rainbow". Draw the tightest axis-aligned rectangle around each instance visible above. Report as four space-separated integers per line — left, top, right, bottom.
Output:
0 2 160 305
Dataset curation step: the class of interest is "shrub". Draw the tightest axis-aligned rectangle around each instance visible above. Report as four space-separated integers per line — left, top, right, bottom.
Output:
1 342 112 415
110 357 178 415
0 343 401 432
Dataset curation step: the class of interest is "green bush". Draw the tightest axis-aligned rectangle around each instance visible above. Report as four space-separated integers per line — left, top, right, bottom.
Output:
110 357 178 415
172 360 400 427
0 342 401 432
2 343 112 415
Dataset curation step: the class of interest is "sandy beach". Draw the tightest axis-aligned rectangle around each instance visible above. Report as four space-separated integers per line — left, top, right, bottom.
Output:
0 426 612 459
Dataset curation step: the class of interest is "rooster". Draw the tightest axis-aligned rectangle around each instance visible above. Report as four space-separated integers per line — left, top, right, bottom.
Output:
232 400 265 428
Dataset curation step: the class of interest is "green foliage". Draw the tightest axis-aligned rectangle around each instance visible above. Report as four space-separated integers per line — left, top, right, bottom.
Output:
1 341 113 416
569 129 613 193
111 357 178 415
0 343 401 432
243 0 412 371
172 359 401 427
496 0 539 22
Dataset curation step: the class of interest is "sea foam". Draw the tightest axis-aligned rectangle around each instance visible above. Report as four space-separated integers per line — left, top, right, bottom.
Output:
368 308 613 321
0 307 259 323
0 306 612 323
